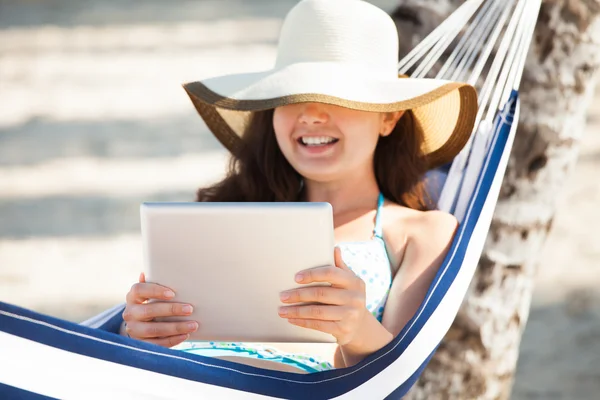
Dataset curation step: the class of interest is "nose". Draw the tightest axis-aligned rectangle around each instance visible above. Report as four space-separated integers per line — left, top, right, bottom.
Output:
298 103 329 125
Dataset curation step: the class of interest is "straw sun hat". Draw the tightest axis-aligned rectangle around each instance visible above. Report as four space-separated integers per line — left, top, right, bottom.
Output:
183 0 478 169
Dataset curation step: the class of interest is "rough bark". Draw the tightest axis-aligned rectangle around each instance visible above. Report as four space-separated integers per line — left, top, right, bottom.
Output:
390 1 600 399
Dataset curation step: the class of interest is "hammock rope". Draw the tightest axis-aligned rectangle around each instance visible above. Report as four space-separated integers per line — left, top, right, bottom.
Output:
436 0 541 216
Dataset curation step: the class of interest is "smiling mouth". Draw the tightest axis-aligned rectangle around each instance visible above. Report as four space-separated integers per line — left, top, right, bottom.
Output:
297 136 340 146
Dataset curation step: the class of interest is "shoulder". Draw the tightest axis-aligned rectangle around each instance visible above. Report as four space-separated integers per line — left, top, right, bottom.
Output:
405 209 458 241
382 203 458 273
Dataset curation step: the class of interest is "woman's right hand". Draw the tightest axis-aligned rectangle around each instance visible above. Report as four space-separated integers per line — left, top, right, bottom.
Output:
122 272 199 347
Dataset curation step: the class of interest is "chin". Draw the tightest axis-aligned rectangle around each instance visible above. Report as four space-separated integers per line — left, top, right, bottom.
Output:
294 166 342 183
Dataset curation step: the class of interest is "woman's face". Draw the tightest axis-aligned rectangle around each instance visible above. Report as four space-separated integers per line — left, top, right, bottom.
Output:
273 102 402 182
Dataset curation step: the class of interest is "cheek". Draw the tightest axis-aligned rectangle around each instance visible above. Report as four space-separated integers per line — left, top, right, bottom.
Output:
340 119 381 154
272 108 294 148
351 135 380 163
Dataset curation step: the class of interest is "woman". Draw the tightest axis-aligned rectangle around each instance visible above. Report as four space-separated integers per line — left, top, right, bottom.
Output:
120 0 477 374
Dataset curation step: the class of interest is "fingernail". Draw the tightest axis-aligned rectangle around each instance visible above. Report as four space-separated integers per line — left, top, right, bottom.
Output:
278 307 288 315
164 290 175 298
295 273 304 282
182 305 193 314
187 322 198 331
280 292 290 301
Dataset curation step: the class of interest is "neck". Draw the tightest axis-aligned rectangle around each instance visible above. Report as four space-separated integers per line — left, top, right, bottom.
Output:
303 168 380 215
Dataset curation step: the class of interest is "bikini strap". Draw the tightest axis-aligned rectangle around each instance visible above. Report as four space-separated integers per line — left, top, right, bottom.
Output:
373 192 384 239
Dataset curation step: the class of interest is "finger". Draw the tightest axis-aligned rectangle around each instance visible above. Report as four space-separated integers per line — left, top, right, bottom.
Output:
286 318 339 336
126 282 176 304
126 320 199 340
295 265 352 287
144 334 190 348
280 286 351 305
124 302 194 322
334 247 350 271
279 304 347 321
139 272 146 283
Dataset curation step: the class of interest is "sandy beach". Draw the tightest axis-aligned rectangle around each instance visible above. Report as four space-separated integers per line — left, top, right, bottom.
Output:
1 1 599 398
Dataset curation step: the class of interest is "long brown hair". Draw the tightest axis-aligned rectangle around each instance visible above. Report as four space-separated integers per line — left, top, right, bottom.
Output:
196 109 432 210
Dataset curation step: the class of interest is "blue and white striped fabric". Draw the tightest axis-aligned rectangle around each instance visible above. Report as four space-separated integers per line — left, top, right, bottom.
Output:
0 93 519 399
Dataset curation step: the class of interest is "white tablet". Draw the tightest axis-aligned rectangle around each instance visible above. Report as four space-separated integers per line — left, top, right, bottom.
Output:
140 201 336 343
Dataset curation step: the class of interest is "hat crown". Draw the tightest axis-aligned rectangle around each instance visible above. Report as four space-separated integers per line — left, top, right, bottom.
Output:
275 0 399 77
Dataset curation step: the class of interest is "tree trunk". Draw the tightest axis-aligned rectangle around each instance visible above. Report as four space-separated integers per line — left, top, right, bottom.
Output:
391 1 600 398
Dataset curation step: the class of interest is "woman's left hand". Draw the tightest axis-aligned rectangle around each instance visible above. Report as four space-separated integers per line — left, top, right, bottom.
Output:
279 247 367 345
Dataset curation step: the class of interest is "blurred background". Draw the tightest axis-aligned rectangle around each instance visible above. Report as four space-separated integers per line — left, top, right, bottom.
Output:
0 0 599 398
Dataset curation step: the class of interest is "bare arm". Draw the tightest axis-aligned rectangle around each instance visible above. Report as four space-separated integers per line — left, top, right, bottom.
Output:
336 211 458 367
381 211 458 337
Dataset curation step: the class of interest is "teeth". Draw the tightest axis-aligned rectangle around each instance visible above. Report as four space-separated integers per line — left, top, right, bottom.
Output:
300 136 337 146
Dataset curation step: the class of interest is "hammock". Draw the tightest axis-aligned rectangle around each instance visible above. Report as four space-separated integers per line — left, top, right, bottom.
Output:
0 0 541 398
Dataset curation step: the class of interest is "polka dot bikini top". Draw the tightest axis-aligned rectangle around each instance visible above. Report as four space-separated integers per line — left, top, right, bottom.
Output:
337 193 393 322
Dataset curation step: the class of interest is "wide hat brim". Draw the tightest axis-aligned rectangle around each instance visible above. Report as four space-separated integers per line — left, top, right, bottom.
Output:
183 61 477 170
